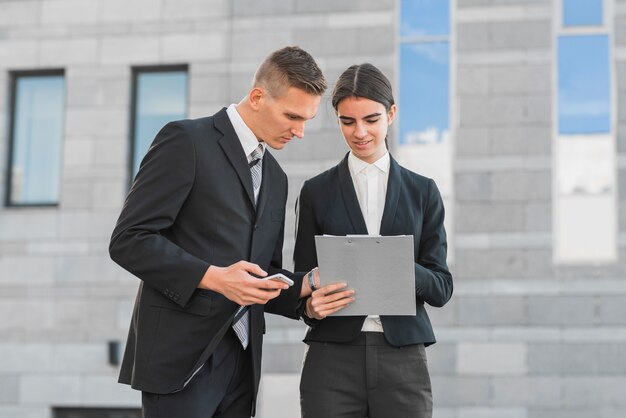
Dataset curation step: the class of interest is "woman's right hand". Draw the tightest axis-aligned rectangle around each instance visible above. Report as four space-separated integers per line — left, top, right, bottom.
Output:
305 283 355 319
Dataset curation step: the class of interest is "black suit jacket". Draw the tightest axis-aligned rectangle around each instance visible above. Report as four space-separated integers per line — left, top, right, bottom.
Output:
294 153 452 346
109 108 303 414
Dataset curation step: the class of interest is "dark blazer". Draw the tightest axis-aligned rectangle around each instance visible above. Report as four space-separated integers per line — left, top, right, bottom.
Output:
109 108 303 415
293 153 452 347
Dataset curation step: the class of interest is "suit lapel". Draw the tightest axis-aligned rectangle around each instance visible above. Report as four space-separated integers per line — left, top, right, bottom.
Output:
214 109 256 208
379 156 401 235
337 154 368 234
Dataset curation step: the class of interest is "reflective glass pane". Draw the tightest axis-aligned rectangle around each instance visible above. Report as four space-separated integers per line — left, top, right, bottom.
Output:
10 74 65 205
563 0 603 26
132 71 187 177
399 42 450 145
400 0 450 36
558 35 610 134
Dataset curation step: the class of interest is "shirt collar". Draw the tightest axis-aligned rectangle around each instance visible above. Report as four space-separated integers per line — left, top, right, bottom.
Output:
348 151 390 175
226 104 266 159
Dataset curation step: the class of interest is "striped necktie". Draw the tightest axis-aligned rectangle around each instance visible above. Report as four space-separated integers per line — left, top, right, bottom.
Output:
232 144 263 349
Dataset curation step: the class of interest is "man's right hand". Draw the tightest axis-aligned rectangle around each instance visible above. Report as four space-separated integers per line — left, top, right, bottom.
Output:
198 261 289 305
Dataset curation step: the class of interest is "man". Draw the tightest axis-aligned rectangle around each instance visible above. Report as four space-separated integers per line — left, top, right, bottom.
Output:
109 46 327 418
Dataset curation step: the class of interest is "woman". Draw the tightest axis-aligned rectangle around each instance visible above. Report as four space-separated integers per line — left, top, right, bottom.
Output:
294 63 453 418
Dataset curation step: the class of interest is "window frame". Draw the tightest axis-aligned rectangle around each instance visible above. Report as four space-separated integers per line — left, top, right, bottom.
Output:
5 68 66 208
128 64 189 188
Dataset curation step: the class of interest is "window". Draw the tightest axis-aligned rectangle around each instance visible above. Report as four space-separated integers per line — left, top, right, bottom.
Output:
558 35 611 134
563 0 603 27
554 0 615 263
6 70 65 206
130 66 188 181
397 0 453 259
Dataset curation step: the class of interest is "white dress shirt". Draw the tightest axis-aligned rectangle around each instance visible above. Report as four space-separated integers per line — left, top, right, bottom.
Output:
347 151 390 332
226 104 266 202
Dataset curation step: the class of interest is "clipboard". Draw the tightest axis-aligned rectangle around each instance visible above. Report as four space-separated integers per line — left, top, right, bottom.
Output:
314 235 416 316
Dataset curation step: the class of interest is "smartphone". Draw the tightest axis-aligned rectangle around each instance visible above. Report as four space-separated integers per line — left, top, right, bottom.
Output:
262 273 294 287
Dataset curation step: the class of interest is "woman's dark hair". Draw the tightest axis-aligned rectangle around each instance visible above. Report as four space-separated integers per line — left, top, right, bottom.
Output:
331 63 395 112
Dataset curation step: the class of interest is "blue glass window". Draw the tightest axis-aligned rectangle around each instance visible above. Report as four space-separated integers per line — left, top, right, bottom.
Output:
563 0 603 27
400 0 450 36
131 69 187 179
399 42 450 144
558 35 611 134
8 73 65 205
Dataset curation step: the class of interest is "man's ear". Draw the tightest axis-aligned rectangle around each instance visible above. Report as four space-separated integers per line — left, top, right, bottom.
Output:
248 87 265 111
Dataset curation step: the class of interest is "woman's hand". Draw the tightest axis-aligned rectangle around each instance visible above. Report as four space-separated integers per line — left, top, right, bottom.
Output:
305 283 354 319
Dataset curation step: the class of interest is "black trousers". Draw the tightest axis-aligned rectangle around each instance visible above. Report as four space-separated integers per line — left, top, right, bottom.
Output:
142 329 253 418
300 332 432 418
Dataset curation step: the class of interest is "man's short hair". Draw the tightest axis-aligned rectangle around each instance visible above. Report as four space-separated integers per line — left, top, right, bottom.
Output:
253 46 327 98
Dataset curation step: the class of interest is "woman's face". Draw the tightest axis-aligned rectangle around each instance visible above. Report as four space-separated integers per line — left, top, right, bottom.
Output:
336 96 396 164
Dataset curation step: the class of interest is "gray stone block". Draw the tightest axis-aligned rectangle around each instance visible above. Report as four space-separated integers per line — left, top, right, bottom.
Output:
528 296 595 326
62 181 93 209
427 343 457 374
489 20 551 50
459 408 528 418
81 375 140 405
0 0 40 27
41 0 99 25
261 343 305 373
0 40 38 68
427 298 458 326
489 125 551 156
189 74 230 104
491 170 551 201
490 65 551 95
99 0 161 23
598 344 626 374
0 256 56 285
231 32 296 60
431 376 490 406
233 0 295 16
455 172 492 202
456 203 525 233
458 296 527 325
295 0 393 13
20 374 81 403
0 375 19 402
456 127 491 157
162 32 226 62
458 67 490 96
453 249 525 278
458 23 490 52
596 296 626 325
39 39 99 67
0 406 51 418
99 36 160 65
458 0 548 5
616 17 626 45
528 343 599 374
162 0 228 20
491 376 561 406
294 27 393 57
457 343 527 375
525 202 551 232
562 377 626 407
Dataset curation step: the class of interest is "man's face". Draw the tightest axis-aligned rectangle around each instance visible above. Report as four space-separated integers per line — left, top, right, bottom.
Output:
253 87 321 150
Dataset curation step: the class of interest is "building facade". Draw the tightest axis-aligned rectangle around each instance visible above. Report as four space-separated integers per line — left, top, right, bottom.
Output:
0 0 625 417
